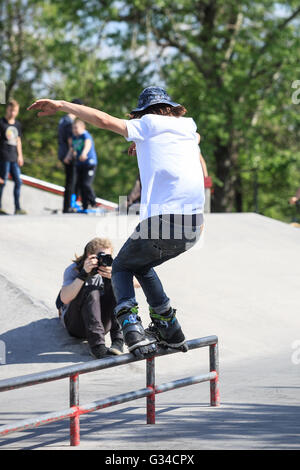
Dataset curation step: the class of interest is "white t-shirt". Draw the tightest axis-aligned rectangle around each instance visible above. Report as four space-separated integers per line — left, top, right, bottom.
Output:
125 114 205 221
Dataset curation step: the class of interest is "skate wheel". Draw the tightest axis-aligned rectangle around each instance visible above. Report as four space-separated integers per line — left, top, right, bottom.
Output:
132 342 157 359
180 343 189 353
132 348 145 359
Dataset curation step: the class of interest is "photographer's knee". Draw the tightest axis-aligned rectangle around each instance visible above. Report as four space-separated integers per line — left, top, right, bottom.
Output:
87 288 101 300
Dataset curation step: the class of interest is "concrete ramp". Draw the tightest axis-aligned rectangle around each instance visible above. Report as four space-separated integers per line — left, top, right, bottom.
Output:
0 275 88 370
2 179 62 215
1 175 117 216
0 212 299 449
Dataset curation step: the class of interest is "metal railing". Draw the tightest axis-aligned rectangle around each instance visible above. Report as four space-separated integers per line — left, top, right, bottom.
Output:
8 173 118 211
0 336 219 447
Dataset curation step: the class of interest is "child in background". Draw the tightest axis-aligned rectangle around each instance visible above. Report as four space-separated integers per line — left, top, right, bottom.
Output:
66 119 98 212
0 99 26 215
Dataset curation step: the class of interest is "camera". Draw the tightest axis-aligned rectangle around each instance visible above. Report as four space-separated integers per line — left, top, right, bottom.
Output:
97 252 113 267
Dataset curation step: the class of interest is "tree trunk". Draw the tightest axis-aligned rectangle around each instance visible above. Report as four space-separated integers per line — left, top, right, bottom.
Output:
211 140 241 213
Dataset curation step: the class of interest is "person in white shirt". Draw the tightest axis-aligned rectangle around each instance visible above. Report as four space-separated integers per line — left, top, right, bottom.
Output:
126 132 208 211
28 86 205 359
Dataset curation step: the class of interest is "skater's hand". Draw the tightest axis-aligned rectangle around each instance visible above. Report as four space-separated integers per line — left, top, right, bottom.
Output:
27 99 63 117
290 196 299 205
98 265 112 280
83 255 98 274
128 143 136 156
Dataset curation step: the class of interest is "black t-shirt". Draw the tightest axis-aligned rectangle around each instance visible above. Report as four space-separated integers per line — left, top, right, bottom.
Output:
0 117 22 163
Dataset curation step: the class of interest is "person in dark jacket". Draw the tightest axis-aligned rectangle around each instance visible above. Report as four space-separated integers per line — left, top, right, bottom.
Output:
58 98 83 213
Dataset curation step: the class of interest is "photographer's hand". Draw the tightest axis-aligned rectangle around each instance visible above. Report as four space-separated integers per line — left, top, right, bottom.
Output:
98 266 112 280
84 255 98 273
60 254 98 305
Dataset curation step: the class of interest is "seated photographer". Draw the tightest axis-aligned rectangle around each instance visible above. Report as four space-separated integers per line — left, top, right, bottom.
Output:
57 237 124 359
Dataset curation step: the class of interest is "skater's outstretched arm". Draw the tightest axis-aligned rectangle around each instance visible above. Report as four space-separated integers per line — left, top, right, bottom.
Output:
27 99 128 137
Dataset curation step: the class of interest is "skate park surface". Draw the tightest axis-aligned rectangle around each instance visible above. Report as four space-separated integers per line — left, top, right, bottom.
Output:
0 182 300 450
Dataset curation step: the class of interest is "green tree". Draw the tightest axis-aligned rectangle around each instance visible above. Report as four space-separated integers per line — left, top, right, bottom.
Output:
0 0 143 201
86 0 300 217
1 0 300 220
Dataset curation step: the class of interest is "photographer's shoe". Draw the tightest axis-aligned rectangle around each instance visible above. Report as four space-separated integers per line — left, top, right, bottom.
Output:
108 338 124 355
116 306 157 357
90 344 114 359
148 307 188 351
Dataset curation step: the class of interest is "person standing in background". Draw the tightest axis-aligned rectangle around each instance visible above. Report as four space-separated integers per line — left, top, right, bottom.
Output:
58 98 83 213
66 119 98 212
0 99 26 215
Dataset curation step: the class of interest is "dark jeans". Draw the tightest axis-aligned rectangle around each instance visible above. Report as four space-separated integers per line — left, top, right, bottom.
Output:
111 213 204 315
76 165 96 210
63 162 77 213
63 280 123 348
0 160 22 210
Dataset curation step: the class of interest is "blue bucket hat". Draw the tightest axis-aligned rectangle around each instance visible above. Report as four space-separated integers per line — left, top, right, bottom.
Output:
131 86 181 112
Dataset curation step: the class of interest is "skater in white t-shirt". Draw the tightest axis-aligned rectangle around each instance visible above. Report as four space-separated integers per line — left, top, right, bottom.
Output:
28 87 205 358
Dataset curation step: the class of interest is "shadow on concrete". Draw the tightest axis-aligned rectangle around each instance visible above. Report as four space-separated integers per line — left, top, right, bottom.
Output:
0 401 299 449
1 318 90 365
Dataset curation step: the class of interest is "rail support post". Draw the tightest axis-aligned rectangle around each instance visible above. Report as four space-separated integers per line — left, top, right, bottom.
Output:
70 373 80 446
209 343 220 406
146 356 155 424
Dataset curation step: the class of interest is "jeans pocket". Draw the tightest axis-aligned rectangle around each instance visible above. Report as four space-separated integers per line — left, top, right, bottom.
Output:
152 238 187 258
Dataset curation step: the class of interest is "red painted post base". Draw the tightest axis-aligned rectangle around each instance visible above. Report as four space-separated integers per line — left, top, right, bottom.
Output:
210 372 220 407
209 343 220 407
70 411 80 446
70 374 80 446
146 357 156 424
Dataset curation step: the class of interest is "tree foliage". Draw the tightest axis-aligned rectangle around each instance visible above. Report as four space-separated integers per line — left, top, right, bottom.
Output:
1 0 300 220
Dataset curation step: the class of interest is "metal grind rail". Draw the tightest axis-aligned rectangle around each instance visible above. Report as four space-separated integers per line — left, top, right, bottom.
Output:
0 336 220 447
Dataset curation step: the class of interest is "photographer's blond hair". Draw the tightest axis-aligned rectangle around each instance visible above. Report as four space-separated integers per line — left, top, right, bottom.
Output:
74 238 113 270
